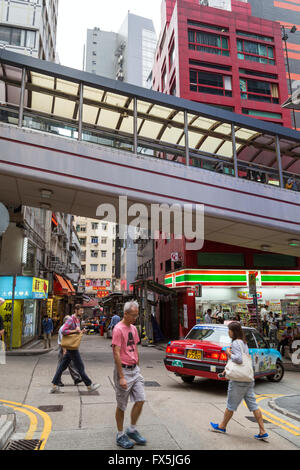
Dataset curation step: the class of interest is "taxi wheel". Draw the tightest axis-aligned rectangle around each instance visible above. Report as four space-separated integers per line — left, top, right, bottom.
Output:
266 361 284 382
181 375 195 383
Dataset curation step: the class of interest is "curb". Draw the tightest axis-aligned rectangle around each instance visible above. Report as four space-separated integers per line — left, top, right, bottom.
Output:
269 395 300 423
0 407 16 449
6 348 53 356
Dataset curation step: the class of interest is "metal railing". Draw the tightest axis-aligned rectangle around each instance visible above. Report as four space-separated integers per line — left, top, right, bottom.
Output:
0 103 299 193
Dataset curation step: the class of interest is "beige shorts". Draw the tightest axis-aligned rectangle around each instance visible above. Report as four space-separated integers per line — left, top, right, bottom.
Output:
113 366 145 411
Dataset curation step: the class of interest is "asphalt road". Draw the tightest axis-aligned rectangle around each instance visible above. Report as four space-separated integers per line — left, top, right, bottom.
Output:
1 334 300 452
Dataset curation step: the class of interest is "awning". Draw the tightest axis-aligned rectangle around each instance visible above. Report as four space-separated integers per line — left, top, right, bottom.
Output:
64 278 76 295
82 298 99 308
53 273 72 296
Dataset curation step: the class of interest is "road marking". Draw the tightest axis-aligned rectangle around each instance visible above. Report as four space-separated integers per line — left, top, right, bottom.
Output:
0 399 52 450
4 405 38 440
244 396 300 436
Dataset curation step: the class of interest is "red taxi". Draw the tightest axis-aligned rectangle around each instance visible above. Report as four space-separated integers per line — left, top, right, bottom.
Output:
164 324 284 383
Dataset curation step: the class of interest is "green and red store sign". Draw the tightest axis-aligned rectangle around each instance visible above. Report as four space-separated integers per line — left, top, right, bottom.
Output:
165 269 300 289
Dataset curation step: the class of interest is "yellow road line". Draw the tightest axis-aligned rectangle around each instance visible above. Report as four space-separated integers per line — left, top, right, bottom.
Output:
0 399 52 450
244 396 300 436
4 404 38 440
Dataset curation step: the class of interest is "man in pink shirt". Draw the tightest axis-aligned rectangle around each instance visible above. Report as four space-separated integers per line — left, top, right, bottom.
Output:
112 300 146 449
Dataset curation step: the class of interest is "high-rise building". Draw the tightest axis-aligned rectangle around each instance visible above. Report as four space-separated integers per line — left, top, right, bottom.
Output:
152 0 298 339
0 0 58 61
74 217 116 298
247 0 300 129
153 0 291 127
85 12 157 88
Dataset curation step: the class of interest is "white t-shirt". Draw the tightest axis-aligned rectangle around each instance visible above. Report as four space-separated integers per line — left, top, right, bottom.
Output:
260 308 268 321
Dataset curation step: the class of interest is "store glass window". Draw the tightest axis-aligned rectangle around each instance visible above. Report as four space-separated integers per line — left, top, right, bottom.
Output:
22 300 37 343
188 30 230 56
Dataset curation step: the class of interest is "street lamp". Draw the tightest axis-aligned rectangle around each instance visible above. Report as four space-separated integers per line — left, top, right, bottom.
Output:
281 25 297 129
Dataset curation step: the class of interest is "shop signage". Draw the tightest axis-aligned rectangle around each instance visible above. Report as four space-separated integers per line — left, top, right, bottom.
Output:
0 276 49 300
165 270 300 289
46 299 53 317
238 291 262 300
32 278 49 299
96 290 110 298
248 273 257 295
171 252 179 262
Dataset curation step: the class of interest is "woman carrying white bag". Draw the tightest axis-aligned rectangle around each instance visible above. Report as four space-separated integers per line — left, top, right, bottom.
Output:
210 322 268 441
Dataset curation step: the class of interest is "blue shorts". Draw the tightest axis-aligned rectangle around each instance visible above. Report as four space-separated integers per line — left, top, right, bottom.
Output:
226 380 258 412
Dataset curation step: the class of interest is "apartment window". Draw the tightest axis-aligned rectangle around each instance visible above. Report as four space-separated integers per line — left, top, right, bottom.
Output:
170 78 176 96
237 39 275 65
100 264 107 272
190 59 231 71
91 236 99 244
102 223 108 231
91 250 98 258
161 65 167 91
165 259 172 273
242 108 282 120
79 238 86 247
160 262 163 271
239 68 277 80
91 222 98 230
188 30 229 56
236 31 273 43
101 237 107 244
101 251 107 258
169 41 175 69
92 51 97 56
80 226 86 232
90 264 98 272
0 26 36 48
190 69 232 97
187 20 229 33
240 78 279 104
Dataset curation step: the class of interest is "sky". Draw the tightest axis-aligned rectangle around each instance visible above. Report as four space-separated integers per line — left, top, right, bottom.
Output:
57 0 162 70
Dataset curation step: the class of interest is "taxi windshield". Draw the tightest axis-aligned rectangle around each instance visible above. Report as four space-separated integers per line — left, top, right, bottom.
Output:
186 327 231 345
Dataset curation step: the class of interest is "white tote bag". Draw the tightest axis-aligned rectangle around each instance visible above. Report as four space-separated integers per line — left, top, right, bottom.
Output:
225 341 254 382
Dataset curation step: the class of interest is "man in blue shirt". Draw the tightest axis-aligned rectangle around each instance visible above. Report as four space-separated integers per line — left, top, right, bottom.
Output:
109 314 121 331
42 314 53 349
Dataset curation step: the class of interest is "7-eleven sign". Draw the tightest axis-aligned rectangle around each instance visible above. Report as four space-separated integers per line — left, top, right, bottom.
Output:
248 271 261 294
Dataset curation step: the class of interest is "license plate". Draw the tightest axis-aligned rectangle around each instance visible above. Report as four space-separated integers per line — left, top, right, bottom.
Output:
186 349 202 360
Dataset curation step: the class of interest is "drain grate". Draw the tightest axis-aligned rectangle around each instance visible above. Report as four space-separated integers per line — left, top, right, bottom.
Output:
144 381 161 387
4 439 43 450
38 405 63 412
246 416 268 424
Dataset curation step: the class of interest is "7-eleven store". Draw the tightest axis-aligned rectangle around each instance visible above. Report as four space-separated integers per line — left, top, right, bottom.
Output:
164 269 300 337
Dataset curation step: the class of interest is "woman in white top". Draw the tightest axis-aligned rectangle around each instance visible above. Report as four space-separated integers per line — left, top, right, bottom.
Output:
210 322 268 440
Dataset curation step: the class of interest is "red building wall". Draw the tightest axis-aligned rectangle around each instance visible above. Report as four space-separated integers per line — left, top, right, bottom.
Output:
153 0 292 127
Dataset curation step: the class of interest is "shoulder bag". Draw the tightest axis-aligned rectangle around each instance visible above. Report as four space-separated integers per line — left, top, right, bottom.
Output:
61 332 83 350
225 341 254 382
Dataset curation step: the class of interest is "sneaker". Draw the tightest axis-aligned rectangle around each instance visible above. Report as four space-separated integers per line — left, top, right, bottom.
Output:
116 433 134 449
210 422 226 434
74 379 83 386
126 428 147 445
50 385 63 394
254 433 269 440
87 383 100 392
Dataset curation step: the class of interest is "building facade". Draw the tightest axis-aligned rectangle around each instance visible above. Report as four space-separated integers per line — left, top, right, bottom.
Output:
0 0 58 61
153 0 291 126
247 0 300 129
85 12 157 88
151 0 297 338
74 216 116 298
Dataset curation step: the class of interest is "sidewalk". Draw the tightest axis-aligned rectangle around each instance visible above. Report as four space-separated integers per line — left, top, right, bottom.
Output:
5 336 57 356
